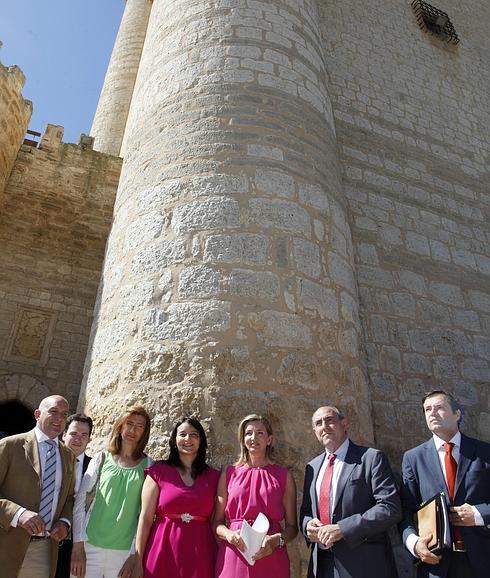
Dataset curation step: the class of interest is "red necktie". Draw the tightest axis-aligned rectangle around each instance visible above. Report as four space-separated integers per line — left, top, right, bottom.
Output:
319 454 336 524
444 442 463 547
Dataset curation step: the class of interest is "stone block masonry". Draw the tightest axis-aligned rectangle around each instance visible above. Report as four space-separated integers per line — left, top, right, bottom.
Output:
0 125 121 411
0 62 32 198
91 0 153 156
319 0 489 466
81 2 373 573
1 1 489 575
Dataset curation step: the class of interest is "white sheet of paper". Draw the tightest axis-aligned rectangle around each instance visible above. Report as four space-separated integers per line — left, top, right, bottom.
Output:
239 512 270 566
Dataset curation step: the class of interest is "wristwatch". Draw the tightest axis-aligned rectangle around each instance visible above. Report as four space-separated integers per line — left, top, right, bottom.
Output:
278 534 286 548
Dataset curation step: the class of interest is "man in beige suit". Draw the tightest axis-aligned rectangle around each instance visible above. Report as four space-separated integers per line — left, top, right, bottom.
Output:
0 395 76 577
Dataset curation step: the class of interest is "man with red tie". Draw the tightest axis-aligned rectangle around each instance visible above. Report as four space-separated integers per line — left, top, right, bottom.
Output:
300 405 401 578
400 390 490 578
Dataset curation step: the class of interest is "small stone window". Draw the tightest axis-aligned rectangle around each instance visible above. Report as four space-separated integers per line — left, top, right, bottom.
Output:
411 0 459 45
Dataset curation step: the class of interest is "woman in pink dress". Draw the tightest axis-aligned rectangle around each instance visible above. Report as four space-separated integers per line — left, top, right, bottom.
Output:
214 414 298 578
133 417 220 578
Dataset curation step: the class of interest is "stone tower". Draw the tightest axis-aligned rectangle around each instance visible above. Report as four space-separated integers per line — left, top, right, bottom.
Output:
90 0 152 156
82 0 372 481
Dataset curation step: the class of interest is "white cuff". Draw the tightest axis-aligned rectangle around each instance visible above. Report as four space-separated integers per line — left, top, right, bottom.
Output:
472 506 484 526
11 507 26 528
59 517 71 529
405 532 420 557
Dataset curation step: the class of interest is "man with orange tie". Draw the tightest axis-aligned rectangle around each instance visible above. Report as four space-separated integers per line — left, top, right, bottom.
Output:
300 405 401 578
400 390 490 578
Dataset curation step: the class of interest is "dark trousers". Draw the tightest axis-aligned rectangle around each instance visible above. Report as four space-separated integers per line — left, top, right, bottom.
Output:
447 551 473 578
55 538 72 578
308 549 339 578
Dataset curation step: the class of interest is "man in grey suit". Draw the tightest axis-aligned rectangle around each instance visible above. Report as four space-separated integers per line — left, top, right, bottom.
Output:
400 390 490 578
300 405 401 578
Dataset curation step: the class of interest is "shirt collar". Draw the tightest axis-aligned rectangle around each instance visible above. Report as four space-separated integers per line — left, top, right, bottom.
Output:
325 437 350 461
432 430 461 451
34 426 59 446
76 452 86 463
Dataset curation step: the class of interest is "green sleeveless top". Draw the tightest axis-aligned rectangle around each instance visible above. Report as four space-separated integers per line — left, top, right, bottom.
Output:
86 452 148 550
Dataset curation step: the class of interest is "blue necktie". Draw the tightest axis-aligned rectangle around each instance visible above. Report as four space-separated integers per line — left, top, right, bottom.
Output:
39 439 57 529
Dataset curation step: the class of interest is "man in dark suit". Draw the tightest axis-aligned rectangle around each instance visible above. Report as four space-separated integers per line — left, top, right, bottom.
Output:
300 405 401 578
0 395 76 578
55 413 93 578
400 390 490 578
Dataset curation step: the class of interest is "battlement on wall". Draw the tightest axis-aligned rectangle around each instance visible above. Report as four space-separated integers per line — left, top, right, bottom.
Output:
19 123 97 154
0 59 32 197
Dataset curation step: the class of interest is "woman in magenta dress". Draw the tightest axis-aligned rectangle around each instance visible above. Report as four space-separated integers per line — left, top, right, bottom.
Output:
133 417 220 578
214 414 298 578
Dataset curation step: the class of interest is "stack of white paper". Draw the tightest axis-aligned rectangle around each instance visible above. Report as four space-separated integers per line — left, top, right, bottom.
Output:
239 512 270 566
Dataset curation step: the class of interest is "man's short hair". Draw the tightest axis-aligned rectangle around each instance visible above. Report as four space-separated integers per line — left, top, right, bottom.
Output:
422 390 462 422
312 405 346 425
64 413 93 436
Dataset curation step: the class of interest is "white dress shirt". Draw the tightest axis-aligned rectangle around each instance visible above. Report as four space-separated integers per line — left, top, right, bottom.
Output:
405 431 483 556
315 438 350 517
75 453 86 493
12 427 63 530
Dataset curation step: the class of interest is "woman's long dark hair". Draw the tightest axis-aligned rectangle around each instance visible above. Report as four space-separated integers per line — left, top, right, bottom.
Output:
165 417 209 479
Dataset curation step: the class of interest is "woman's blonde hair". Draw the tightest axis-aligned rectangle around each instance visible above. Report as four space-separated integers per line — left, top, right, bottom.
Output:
107 405 151 459
236 414 274 466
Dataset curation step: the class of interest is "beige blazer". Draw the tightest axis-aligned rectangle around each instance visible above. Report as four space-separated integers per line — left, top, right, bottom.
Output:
0 429 76 578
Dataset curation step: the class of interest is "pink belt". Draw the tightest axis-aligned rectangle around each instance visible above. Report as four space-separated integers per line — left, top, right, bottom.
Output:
156 513 207 523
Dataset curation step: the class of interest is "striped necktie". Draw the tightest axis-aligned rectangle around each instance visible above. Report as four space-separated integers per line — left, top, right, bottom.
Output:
39 439 57 529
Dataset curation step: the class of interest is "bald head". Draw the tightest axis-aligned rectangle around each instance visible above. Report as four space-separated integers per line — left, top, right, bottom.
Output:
312 405 348 453
35 395 70 439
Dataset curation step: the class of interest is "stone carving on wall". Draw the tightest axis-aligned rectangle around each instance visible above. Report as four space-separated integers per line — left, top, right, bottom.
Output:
4 306 57 366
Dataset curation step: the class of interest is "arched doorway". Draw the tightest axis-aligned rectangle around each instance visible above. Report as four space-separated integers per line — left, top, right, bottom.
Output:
0 401 35 438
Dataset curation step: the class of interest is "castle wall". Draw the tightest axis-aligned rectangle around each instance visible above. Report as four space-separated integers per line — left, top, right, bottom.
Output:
0 125 121 411
319 0 489 464
0 62 32 198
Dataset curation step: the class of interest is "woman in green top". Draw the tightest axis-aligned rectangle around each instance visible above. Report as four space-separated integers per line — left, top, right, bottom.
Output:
71 405 152 578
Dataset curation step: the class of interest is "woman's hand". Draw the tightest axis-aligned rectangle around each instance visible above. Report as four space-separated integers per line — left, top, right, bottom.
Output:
131 556 144 578
226 529 246 552
253 534 280 561
70 542 86 577
117 553 136 578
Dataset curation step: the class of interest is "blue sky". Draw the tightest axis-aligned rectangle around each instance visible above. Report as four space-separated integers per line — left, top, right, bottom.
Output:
0 0 124 143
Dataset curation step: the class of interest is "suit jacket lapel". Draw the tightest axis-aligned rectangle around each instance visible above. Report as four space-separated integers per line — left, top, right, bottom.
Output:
24 430 41 482
423 439 448 498
55 443 72 519
332 441 358 514
311 453 325 519
455 434 474 498
82 454 91 475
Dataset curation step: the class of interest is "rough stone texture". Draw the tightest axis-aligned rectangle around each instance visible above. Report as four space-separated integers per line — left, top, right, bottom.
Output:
80 2 371 574
91 0 152 156
0 124 121 411
1 1 489 575
0 62 31 198
317 1 490 479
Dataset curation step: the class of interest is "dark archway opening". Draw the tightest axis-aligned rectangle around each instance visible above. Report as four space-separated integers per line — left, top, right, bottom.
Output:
0 401 35 439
